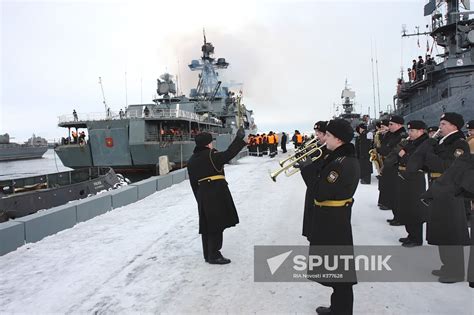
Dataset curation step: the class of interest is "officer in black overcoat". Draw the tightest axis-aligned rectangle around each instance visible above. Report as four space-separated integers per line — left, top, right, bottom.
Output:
418 112 470 283
308 119 360 315
187 127 246 264
396 120 429 247
378 115 407 225
300 121 329 241
355 123 373 184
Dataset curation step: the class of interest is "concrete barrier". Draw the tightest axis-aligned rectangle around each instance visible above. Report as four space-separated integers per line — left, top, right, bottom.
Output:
131 177 158 199
0 221 25 256
76 194 112 223
172 169 186 185
16 204 77 244
110 186 138 209
157 173 172 191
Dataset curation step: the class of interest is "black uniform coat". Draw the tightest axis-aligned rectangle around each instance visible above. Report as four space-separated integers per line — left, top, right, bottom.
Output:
378 127 407 210
300 145 329 240
187 136 247 234
422 131 470 245
355 130 373 178
308 143 360 286
397 133 429 224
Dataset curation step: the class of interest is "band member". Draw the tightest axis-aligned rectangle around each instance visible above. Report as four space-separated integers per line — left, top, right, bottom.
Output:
396 120 429 247
355 123 373 184
378 115 407 226
418 112 470 283
187 127 246 264
427 126 439 138
300 121 329 241
309 119 360 315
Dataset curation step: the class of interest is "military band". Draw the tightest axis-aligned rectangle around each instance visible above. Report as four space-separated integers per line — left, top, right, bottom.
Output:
188 111 473 315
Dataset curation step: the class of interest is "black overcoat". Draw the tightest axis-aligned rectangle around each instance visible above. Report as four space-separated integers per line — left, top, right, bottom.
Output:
187 136 246 234
355 130 373 178
422 131 470 245
308 143 360 286
397 133 429 224
300 146 329 240
378 127 407 210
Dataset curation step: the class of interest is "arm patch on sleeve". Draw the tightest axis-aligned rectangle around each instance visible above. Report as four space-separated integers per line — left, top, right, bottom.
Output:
327 171 339 183
454 148 464 158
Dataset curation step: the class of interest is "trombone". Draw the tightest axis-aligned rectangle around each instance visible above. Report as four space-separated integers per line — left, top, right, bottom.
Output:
270 143 326 182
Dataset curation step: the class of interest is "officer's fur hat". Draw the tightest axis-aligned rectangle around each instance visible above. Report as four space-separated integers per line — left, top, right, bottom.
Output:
195 132 213 147
407 120 427 130
389 115 404 125
440 112 464 130
313 121 327 133
326 119 354 143
466 120 474 129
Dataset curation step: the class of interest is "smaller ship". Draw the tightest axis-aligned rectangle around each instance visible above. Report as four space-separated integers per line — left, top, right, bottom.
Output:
0 167 122 222
0 133 48 162
333 80 364 128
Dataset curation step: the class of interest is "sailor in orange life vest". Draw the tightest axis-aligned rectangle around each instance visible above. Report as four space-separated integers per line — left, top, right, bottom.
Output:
187 127 247 264
309 119 360 315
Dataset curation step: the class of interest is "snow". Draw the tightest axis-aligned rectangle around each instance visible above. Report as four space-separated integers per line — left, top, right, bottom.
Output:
0 152 473 314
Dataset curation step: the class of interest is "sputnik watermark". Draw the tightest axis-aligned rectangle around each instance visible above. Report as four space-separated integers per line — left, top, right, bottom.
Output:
292 254 392 272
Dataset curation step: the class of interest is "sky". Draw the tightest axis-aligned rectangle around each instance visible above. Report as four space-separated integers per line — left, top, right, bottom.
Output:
1 0 440 142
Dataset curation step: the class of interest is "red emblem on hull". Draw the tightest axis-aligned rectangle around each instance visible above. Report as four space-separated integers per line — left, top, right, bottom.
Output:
105 137 113 147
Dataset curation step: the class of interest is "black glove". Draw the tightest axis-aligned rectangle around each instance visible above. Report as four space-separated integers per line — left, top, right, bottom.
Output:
294 158 312 169
236 127 245 140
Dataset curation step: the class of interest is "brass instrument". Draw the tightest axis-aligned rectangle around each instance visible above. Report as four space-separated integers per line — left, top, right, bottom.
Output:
278 137 318 167
369 148 383 176
270 143 326 182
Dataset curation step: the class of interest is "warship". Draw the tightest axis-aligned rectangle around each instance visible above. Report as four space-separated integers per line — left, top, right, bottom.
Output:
334 80 365 128
0 134 48 162
394 0 474 126
55 32 256 177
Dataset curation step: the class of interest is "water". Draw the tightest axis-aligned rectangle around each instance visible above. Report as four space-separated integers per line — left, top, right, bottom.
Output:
0 149 71 180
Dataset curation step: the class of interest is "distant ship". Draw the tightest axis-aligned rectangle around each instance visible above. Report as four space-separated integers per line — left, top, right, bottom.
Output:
54 31 256 177
0 134 48 162
394 0 474 126
333 80 364 128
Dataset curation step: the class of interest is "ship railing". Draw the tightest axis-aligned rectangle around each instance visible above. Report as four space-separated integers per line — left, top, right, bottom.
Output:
126 108 211 123
59 109 222 125
58 112 120 124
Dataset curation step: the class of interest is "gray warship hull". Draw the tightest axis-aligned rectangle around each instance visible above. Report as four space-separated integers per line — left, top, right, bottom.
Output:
394 1 474 126
55 33 256 177
0 146 48 162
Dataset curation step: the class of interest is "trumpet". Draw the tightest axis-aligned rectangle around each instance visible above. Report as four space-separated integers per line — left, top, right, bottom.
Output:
270 143 326 182
279 138 318 167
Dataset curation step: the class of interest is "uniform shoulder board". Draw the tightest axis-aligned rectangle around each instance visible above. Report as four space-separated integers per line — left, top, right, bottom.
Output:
454 148 464 157
335 156 346 163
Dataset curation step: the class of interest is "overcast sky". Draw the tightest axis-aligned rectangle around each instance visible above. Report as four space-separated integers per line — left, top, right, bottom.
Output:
1 0 436 141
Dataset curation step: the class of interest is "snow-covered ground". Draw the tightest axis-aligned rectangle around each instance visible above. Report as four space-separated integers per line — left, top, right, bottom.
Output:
0 151 473 314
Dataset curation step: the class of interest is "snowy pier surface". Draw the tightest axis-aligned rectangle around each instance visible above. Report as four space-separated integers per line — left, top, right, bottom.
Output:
0 154 472 314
